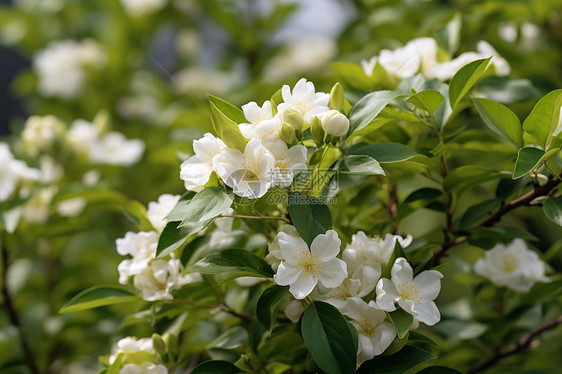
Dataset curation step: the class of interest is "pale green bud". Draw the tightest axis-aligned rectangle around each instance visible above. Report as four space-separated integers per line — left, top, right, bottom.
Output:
311 116 325 147
280 122 296 145
329 82 345 111
152 333 167 359
281 107 305 130
321 110 349 137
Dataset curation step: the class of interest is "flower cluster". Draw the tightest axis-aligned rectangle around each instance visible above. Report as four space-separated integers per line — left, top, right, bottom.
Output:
361 37 510 81
116 194 199 301
179 78 349 198
270 227 443 364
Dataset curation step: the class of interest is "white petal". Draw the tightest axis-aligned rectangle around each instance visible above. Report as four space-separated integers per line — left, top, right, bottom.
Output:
310 230 341 261
278 232 308 264
273 261 301 286
375 278 399 311
413 270 443 300
318 258 348 288
289 273 318 299
371 322 397 355
391 257 413 285
180 156 212 191
414 300 441 326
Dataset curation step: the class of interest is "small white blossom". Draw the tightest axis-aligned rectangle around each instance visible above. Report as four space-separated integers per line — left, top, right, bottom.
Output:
215 139 275 199
116 231 159 284
56 198 86 217
147 194 181 233
263 139 307 187
133 258 193 301
109 337 155 364
273 230 347 300
344 297 396 364
119 363 167 374
89 132 145 166
180 133 226 192
320 110 350 137
279 78 330 122
120 0 167 17
66 120 100 156
21 115 64 156
376 257 443 326
239 101 281 141
23 186 58 224
343 232 412 296
474 239 549 292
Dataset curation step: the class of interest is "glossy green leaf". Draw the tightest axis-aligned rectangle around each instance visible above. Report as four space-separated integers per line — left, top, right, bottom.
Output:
406 89 444 114
338 155 385 176
522 89 562 149
301 301 358 374
210 101 247 151
543 197 562 226
350 143 430 164
156 221 206 258
189 248 274 279
256 285 289 330
287 192 332 246
60 286 137 313
348 91 401 135
180 188 233 227
449 57 491 110
357 345 435 374
381 240 406 279
459 198 501 227
166 191 196 221
207 94 247 124
444 165 505 191
472 97 522 147
436 13 462 54
403 188 443 203
388 308 413 339
191 360 241 374
513 147 558 179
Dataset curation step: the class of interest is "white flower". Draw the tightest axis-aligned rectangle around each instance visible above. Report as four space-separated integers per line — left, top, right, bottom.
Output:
109 337 155 364
23 186 58 224
344 297 396 364
266 225 301 271
34 40 105 98
0 143 18 202
317 277 364 312
320 110 350 137
273 230 348 300
119 363 168 374
343 232 412 297
120 0 167 17
263 139 307 187
474 239 549 292
21 115 64 156
180 133 226 192
376 257 443 326
133 258 193 301
374 38 439 79
66 120 99 156
90 132 145 166
116 231 159 284
215 139 275 199
147 194 181 233
56 198 86 217
280 78 330 122
239 101 282 141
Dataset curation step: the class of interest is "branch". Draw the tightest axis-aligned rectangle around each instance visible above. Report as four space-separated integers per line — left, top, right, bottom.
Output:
467 315 562 374
1 240 40 374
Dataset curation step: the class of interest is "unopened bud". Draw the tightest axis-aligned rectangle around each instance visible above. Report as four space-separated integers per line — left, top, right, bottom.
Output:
321 110 349 137
311 116 325 147
329 82 345 111
280 122 296 144
281 107 305 130
163 333 178 357
152 333 167 359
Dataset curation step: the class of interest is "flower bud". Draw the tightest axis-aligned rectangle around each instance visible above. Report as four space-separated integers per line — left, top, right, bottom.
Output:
152 333 167 359
280 122 296 145
321 110 350 137
311 116 325 147
281 107 305 130
329 82 345 111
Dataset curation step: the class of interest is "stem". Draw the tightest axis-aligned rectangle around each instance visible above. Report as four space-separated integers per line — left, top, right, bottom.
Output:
467 315 562 374
1 239 40 374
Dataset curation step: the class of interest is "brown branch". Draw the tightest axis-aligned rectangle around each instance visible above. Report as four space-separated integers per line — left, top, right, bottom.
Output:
433 174 561 263
467 315 562 374
1 240 40 374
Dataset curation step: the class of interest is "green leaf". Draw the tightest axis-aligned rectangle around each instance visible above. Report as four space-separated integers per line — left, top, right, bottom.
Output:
417 366 463 374
513 147 558 179
180 188 233 227
332 62 376 91
459 198 501 227
60 286 137 313
191 360 241 374
403 188 443 203
301 301 358 374
210 101 247 151
287 192 332 246
381 240 406 279
407 331 440 357
207 94 247 124
156 221 206 258
406 89 445 114
543 197 562 226
350 143 430 164
256 285 289 330
348 91 401 135
449 57 491 110
189 248 274 280
338 155 385 176
436 13 462 54
388 309 413 339
166 191 196 221
444 166 505 191
522 89 562 149
472 97 523 147
357 345 435 374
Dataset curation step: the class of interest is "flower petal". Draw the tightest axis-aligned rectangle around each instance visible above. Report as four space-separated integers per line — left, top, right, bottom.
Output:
318 258 347 289
289 273 318 299
375 278 399 311
413 270 443 300
391 257 413 285
414 300 441 326
311 230 341 261
273 262 301 286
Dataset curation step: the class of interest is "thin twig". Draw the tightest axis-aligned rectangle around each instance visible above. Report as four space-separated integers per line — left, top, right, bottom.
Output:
467 315 562 374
